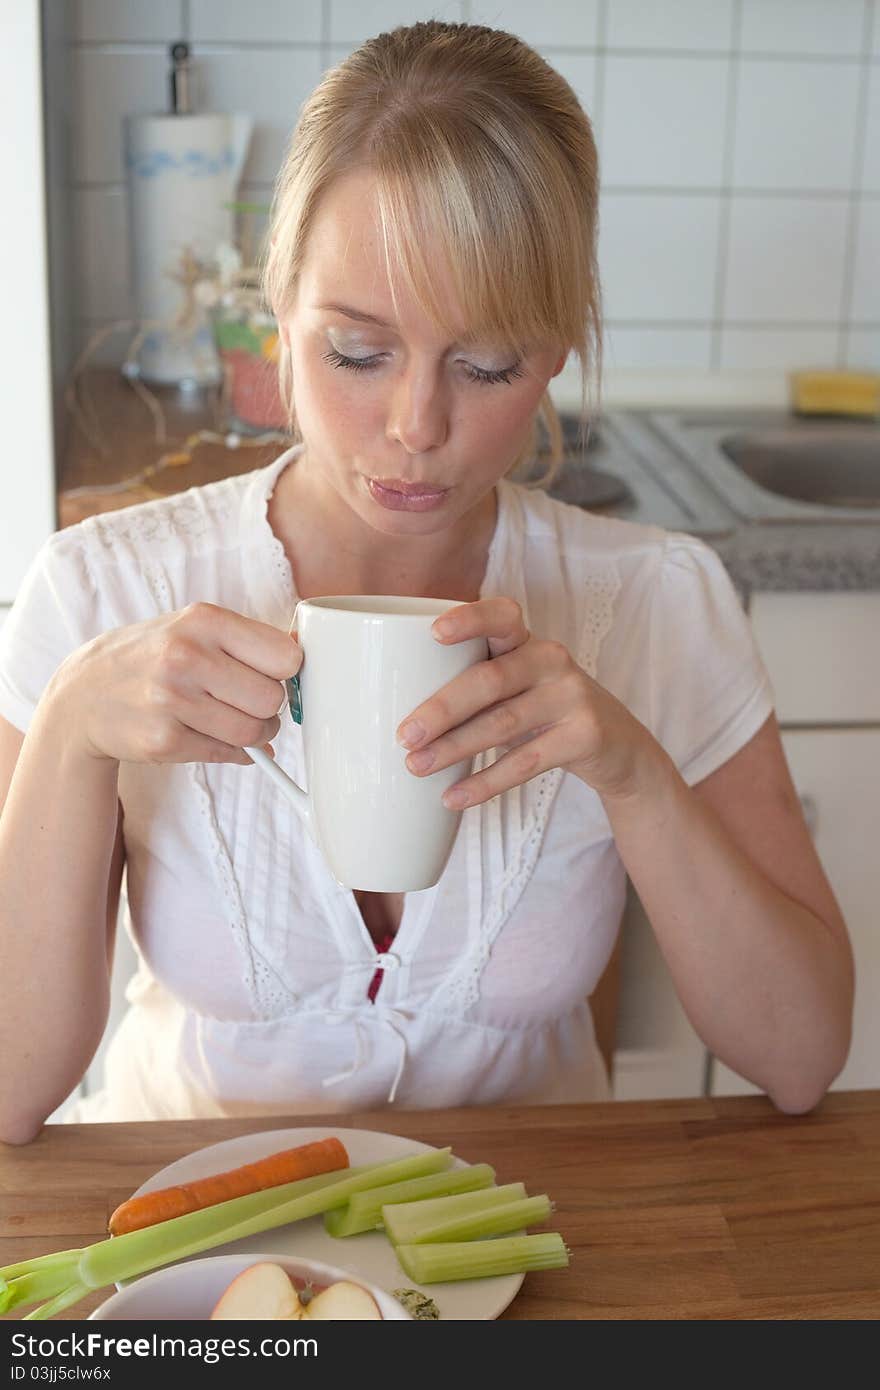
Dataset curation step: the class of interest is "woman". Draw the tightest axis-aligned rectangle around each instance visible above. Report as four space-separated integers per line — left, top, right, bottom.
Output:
0 22 853 1141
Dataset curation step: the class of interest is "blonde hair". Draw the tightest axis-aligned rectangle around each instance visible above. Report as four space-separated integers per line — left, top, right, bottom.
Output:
263 20 602 483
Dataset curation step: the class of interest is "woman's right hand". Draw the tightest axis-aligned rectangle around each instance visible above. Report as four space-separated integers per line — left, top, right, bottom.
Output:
51 602 301 766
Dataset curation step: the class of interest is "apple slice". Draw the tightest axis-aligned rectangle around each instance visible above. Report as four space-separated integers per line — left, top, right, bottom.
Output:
301 1280 382 1320
210 1262 304 1320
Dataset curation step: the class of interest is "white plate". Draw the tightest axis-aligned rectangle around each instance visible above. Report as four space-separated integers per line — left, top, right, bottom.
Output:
118 1127 524 1321
91 1252 411 1320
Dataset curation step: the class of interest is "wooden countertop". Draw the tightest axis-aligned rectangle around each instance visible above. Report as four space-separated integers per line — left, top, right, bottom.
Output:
3 1092 880 1321
58 367 288 529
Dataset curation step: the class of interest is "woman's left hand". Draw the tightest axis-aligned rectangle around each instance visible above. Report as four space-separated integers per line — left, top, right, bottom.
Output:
396 597 665 810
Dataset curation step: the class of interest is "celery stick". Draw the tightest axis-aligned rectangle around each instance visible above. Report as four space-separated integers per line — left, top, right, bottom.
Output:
80 1148 452 1290
395 1232 569 1283
384 1190 546 1246
324 1162 494 1238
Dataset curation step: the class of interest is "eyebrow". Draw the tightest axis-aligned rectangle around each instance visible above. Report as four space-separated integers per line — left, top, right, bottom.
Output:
316 300 484 348
316 302 395 328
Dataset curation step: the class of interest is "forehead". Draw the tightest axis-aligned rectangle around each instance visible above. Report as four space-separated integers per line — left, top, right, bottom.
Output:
300 168 468 334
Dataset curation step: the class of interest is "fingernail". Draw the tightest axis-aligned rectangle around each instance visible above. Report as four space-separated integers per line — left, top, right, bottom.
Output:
397 719 426 748
443 787 470 809
407 748 435 773
432 618 453 639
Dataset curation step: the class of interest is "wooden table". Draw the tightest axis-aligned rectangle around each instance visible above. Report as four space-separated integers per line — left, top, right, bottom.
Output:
3 1092 880 1321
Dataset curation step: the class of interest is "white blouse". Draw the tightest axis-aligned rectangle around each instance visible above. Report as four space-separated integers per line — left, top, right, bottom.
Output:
0 447 774 1122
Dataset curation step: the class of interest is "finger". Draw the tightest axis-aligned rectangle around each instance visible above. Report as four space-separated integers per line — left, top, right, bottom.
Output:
201 649 288 720
178 693 282 751
404 683 561 777
142 722 256 766
181 603 302 681
432 596 528 658
398 640 570 750
440 726 573 809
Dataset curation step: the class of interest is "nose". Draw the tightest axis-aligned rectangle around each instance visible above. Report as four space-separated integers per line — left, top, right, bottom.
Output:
385 361 449 455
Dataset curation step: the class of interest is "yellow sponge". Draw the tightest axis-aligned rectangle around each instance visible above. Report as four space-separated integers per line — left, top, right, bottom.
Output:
789 369 880 419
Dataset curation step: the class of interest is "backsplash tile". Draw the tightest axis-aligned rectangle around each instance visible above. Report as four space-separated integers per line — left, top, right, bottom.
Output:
196 48 324 184
468 1 600 48
719 326 840 372
72 0 183 43
599 193 721 320
73 188 131 320
62 0 880 402
723 197 849 322
602 55 729 188
604 0 733 52
189 1 323 44
605 326 713 371
71 48 169 184
845 328 880 368
850 200 880 321
740 0 868 58
863 65 880 191
329 0 465 47
732 60 861 192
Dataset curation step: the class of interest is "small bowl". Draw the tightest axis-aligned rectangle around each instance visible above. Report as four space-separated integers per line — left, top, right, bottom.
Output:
88 1252 412 1320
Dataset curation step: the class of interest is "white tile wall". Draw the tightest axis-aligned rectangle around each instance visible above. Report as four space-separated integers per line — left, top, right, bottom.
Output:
72 0 184 43
468 1 600 47
740 0 868 58
863 66 880 190
733 60 861 192
851 199 880 321
600 193 721 320
60 0 880 405
605 0 733 52
330 0 465 46
723 197 849 322
719 325 840 371
846 327 880 367
197 48 324 184
602 55 729 188
190 0 323 44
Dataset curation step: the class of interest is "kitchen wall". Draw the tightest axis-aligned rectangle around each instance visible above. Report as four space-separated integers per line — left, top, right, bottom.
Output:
55 0 879 411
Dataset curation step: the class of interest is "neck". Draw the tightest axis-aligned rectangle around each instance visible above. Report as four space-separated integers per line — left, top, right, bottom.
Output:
269 448 499 601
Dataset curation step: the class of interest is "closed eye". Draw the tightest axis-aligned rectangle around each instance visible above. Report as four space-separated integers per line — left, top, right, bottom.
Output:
322 347 525 386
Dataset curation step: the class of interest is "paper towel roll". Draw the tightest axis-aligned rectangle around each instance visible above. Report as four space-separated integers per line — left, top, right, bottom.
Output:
124 112 253 385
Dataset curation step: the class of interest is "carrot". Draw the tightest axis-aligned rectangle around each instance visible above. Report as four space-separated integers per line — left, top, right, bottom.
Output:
108 1137 349 1237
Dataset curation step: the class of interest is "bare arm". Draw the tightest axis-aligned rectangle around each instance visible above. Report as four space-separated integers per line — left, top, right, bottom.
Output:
602 714 854 1113
0 708 124 1145
0 603 298 1145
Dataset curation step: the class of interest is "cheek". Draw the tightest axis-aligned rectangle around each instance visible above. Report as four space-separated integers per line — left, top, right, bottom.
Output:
290 348 365 439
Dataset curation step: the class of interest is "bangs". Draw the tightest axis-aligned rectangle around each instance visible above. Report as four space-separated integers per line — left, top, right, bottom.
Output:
371 112 590 359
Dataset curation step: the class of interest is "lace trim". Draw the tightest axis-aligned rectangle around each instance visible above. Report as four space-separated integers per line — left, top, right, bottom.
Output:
187 762 298 1020
436 559 621 1017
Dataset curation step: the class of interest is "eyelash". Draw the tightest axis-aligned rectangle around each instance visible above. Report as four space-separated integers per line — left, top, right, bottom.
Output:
321 347 525 386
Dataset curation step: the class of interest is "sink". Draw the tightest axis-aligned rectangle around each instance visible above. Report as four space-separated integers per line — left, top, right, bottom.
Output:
643 411 880 524
721 424 880 508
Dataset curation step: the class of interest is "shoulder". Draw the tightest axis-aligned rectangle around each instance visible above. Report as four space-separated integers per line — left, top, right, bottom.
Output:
67 463 278 576
509 482 734 591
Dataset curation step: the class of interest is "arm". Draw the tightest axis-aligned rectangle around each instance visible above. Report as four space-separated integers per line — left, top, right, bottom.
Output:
397 598 854 1116
600 713 853 1113
0 709 124 1145
0 604 299 1145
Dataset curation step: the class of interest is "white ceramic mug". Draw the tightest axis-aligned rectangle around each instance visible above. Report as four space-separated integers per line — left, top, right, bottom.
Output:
246 596 487 892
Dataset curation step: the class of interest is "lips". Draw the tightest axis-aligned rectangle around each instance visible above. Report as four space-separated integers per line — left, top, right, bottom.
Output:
371 478 447 497
364 476 450 512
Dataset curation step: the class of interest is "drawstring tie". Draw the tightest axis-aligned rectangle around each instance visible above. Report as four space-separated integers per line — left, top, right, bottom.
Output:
323 952 411 1103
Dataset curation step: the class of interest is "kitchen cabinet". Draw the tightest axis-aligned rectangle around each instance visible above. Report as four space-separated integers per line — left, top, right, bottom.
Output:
711 591 880 1097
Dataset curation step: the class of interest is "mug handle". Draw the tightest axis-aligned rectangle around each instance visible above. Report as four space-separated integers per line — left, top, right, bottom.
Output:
244 675 313 833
